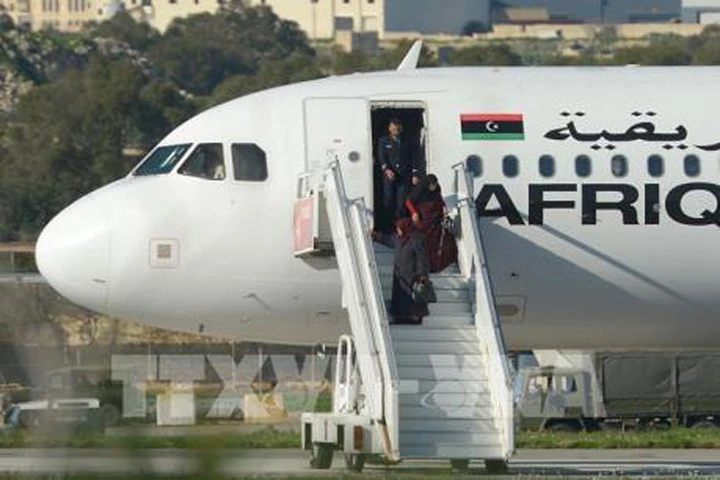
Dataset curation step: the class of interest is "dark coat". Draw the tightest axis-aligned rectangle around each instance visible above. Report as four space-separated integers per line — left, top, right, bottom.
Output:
389 225 430 324
376 134 419 179
405 179 458 273
416 200 458 273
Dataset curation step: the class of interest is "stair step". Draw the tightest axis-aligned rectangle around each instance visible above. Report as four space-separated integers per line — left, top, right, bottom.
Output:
400 418 499 433
388 301 475 320
395 353 486 368
398 379 491 395
400 404 495 420
401 431 501 446
377 263 461 277
373 250 395 265
422 315 474 327
380 277 470 292
399 396 494 414
393 340 481 355
427 302 472 315
390 326 478 342
377 264 393 276
400 444 505 459
397 365 487 381
382 288 469 304
380 276 469 291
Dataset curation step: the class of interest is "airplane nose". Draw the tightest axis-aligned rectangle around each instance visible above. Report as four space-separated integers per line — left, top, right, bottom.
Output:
36 195 111 313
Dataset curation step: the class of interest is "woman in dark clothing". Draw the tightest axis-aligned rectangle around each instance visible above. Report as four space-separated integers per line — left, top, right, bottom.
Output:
390 218 430 325
405 174 458 273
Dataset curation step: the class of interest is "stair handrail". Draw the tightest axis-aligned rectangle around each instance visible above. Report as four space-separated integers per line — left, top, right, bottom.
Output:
333 335 358 414
451 162 515 457
323 161 400 461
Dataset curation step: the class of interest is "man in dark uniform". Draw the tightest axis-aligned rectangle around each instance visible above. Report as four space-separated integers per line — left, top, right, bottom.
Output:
376 117 420 230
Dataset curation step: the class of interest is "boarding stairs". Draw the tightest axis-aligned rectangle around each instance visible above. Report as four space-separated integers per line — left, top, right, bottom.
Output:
300 162 514 472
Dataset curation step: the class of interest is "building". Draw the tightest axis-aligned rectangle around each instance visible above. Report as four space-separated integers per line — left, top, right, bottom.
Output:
682 0 720 23
247 0 490 41
495 0 681 25
0 0 220 32
147 0 220 32
1 0 32 27
1 0 491 39
0 0 119 31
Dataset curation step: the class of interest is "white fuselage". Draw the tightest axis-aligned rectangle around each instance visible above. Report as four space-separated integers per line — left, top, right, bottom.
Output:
36 67 720 350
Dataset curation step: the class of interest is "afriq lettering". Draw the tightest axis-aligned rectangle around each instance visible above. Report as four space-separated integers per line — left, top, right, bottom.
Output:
476 183 720 226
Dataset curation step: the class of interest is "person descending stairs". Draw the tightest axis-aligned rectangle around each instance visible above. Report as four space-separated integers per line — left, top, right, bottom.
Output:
374 241 507 465
301 162 513 473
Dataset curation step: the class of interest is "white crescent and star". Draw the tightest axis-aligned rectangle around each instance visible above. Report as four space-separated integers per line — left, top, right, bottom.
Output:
485 121 499 133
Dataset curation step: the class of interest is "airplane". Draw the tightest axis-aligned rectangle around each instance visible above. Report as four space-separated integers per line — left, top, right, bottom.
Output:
35 51 720 352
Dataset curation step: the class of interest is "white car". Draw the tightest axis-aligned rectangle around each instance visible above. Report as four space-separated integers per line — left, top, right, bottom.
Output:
4 398 104 432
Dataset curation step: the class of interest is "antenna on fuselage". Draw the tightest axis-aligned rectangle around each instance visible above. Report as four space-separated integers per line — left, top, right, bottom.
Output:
397 40 423 71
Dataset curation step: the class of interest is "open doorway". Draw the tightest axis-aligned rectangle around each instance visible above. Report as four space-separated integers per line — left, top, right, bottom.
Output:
371 104 427 232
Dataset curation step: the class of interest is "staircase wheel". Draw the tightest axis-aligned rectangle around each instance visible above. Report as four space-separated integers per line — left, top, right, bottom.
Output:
692 420 717 429
309 443 334 469
485 459 509 474
549 421 579 433
450 459 470 472
345 453 366 472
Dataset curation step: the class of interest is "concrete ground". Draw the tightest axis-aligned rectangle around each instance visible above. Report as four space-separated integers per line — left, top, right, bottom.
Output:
0 448 717 476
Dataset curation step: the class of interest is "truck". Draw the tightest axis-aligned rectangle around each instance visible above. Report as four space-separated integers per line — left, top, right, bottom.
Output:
515 351 720 431
2 398 105 433
34 366 123 427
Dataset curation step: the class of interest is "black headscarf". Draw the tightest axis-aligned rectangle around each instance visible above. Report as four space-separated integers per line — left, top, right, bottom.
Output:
408 174 442 205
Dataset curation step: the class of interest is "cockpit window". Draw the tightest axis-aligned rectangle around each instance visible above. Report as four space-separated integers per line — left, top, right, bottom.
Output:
178 143 226 180
134 144 191 176
232 143 268 182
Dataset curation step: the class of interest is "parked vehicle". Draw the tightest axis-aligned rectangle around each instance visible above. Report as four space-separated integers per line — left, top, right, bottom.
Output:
515 352 720 431
40 366 122 426
3 398 104 433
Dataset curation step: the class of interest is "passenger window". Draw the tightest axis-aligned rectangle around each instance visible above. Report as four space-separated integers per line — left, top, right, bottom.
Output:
684 154 701 177
233 144 268 181
503 155 519 178
466 155 482 178
48 374 63 390
575 155 591 177
134 144 191 176
557 376 578 393
611 155 628 178
539 155 555 178
178 143 225 180
648 155 664 177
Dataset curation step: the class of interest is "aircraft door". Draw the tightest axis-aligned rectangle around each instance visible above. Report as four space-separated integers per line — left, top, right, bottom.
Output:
304 97 373 207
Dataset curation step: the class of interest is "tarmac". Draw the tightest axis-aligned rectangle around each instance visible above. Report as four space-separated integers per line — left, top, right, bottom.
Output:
0 448 717 476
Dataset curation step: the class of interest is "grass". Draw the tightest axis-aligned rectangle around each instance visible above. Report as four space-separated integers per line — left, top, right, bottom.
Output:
0 474 702 480
2 426 720 450
0 427 301 450
0 477 670 480
517 427 720 449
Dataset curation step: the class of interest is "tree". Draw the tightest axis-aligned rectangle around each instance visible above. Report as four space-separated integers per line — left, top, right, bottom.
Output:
329 48 376 75
692 38 720 65
448 44 522 66
462 21 489 36
692 26 720 64
545 54 600 66
0 56 195 237
700 24 720 40
208 53 323 106
90 12 160 52
375 39 438 70
613 44 691 66
0 13 14 33
149 7 314 95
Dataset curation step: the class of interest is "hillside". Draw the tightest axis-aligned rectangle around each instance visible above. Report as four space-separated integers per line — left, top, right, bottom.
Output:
0 282 226 346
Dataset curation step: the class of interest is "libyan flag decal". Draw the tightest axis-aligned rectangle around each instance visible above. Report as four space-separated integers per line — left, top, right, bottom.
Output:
461 114 525 141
